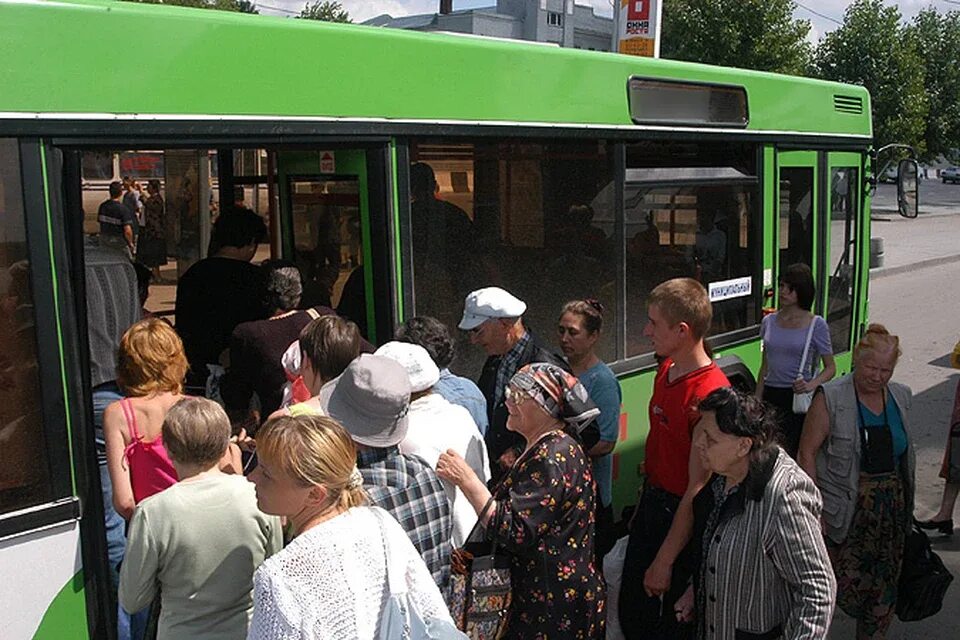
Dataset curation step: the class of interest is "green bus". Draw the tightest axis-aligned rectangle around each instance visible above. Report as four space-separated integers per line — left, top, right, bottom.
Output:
0 1 918 637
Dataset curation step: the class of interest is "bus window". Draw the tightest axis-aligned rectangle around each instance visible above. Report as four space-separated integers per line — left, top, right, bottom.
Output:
826 167 858 353
119 151 164 181
409 139 617 374
778 167 814 269
81 150 114 181
0 139 54 514
289 175 362 314
624 142 761 356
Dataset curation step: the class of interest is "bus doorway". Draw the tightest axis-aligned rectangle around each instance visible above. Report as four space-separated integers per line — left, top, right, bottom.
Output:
277 147 394 345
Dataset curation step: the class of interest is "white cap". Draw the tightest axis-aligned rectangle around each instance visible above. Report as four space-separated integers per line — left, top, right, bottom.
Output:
374 341 440 393
458 287 527 331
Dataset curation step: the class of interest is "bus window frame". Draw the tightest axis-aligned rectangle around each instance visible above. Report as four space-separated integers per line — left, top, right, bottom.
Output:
0 139 76 532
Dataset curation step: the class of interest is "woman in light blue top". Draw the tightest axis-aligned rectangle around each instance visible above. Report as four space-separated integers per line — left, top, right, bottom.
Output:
756 263 835 457
558 299 622 559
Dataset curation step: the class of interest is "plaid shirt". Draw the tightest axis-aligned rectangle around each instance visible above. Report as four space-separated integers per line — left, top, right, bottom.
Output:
494 331 531 407
358 446 452 590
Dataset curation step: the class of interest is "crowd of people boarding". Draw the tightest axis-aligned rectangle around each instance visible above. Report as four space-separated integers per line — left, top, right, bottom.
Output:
85 202 952 640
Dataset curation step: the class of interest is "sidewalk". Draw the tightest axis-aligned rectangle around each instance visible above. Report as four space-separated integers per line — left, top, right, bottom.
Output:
870 195 960 278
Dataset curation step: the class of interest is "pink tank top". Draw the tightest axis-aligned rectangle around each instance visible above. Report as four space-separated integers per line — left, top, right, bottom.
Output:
121 398 178 503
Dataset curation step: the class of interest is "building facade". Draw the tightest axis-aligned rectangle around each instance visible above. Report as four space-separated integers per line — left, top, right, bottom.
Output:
364 1 614 52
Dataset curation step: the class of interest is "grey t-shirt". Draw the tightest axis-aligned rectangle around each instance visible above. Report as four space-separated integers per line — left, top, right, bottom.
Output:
119 474 283 640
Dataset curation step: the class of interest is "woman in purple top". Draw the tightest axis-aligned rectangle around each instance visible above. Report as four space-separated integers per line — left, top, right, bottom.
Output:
755 263 835 458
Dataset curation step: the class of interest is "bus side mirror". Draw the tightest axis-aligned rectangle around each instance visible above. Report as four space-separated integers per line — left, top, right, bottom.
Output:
897 158 919 218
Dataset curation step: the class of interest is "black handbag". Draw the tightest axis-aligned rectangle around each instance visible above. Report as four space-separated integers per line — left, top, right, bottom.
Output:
895 524 954 621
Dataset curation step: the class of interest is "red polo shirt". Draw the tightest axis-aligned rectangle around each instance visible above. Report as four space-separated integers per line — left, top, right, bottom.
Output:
645 358 729 497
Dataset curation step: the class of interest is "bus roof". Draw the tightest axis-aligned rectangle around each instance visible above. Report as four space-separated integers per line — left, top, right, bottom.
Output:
0 0 871 139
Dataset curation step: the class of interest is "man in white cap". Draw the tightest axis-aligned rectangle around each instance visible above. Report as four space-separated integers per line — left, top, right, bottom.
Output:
459 286 568 482
376 341 491 547
320 354 452 591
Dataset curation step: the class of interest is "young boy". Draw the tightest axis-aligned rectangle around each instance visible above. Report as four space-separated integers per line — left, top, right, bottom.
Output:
619 278 730 640
119 397 282 639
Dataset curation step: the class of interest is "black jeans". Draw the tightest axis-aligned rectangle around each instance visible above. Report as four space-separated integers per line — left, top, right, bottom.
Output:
762 385 804 458
619 484 693 640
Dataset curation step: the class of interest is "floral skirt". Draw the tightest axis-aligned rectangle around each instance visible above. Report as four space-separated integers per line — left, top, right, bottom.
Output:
831 472 907 638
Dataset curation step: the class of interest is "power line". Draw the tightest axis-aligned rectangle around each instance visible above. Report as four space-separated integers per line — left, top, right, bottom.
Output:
795 2 842 26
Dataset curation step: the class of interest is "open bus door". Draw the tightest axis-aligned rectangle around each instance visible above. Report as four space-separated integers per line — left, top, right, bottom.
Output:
776 150 820 294
822 152 864 375
277 145 396 346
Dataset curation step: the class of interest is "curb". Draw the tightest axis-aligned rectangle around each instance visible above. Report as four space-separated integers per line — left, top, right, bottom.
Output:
872 208 960 219
872 253 960 280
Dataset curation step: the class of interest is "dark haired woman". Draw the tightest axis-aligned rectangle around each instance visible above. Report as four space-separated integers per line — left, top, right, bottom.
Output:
755 263 835 457
558 299 621 557
674 388 835 640
137 179 168 282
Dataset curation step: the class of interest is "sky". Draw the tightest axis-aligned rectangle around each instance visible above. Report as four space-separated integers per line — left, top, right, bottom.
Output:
257 0 960 41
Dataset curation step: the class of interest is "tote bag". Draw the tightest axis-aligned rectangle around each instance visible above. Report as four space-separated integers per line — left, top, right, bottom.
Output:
448 496 512 639
376 510 466 640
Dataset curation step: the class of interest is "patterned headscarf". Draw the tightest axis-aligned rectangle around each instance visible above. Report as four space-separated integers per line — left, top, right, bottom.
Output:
509 362 600 433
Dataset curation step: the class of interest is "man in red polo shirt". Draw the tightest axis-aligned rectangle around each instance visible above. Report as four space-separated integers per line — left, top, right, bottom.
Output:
620 278 729 640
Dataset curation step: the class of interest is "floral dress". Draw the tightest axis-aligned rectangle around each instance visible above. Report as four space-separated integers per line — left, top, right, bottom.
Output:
487 430 605 639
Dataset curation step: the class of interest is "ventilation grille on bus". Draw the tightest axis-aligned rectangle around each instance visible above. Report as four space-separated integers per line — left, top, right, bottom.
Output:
833 95 863 114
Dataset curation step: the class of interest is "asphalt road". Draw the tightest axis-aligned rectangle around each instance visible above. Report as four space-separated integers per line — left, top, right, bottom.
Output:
872 180 960 214
828 259 960 638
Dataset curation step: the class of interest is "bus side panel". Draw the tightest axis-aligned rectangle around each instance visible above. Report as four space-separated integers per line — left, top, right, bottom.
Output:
0 522 87 639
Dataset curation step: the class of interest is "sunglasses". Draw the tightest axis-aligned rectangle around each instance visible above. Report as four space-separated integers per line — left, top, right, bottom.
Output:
504 386 529 406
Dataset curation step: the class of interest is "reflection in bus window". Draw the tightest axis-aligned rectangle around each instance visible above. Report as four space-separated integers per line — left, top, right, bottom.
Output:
779 167 814 270
826 167 858 353
0 139 53 514
119 151 165 180
289 177 364 331
409 139 617 375
625 186 758 355
82 150 114 181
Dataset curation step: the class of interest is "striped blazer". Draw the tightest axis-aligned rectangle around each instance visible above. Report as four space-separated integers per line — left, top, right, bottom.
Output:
692 448 836 640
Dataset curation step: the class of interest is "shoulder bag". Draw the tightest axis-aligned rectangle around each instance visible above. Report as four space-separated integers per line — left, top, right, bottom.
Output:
896 523 954 621
792 318 818 414
376 510 466 639
448 495 512 639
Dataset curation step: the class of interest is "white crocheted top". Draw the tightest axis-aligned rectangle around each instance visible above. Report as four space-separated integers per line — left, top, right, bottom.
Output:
246 506 452 639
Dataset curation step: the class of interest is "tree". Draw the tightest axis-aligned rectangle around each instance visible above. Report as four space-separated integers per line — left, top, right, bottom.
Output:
905 9 960 162
124 0 258 13
298 0 350 23
660 0 812 75
813 0 927 156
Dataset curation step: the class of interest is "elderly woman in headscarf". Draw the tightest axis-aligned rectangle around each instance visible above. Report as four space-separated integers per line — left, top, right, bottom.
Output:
437 362 605 639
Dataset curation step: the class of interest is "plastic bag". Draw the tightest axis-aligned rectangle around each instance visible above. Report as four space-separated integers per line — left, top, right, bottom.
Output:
603 535 629 640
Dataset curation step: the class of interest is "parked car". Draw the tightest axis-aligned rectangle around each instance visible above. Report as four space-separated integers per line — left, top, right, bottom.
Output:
941 166 960 184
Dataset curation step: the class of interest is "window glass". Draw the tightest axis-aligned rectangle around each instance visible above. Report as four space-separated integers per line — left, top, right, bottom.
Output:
0 139 54 514
119 151 165 180
778 167 814 270
81 151 114 180
623 142 760 357
826 167 858 354
289 175 364 331
409 140 617 375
